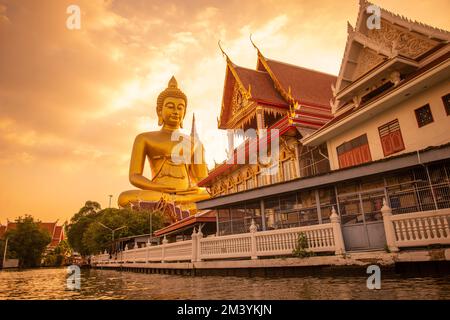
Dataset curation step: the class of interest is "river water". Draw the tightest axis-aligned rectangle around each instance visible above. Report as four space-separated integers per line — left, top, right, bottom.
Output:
0 267 449 300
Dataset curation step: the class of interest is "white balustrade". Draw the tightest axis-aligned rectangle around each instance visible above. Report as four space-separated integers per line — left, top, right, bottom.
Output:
92 220 343 265
199 233 253 260
254 224 335 257
387 207 450 247
198 222 338 260
91 209 348 265
162 240 193 262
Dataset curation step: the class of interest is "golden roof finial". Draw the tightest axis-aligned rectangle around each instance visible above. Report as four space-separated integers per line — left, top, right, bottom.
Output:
250 34 265 57
250 34 258 51
218 40 226 57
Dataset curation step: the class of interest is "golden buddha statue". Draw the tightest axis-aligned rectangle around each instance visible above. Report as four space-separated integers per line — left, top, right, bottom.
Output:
118 76 210 212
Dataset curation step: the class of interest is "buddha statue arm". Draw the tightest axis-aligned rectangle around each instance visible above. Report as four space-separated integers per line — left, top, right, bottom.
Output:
129 134 176 192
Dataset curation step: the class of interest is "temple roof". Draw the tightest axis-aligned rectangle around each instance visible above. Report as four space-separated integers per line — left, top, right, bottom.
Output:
218 47 336 129
154 210 216 237
234 66 287 107
303 50 450 146
259 58 337 108
334 0 450 98
1 221 65 247
51 226 64 247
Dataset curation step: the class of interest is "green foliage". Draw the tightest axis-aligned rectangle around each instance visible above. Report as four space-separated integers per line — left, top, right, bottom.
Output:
0 239 4 259
292 232 315 258
5 215 52 268
42 239 72 267
67 201 165 256
66 201 102 256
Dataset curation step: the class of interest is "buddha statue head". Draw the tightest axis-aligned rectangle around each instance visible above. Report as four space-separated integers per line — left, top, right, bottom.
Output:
156 76 187 129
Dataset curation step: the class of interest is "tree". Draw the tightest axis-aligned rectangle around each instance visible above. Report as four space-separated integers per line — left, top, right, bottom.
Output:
70 200 101 223
0 239 5 267
67 201 165 256
42 239 72 267
82 208 165 254
66 201 102 255
5 215 52 268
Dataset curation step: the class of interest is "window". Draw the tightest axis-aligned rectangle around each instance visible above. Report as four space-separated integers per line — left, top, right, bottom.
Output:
246 178 254 190
236 183 244 192
227 181 234 194
442 93 450 116
257 173 266 187
269 165 279 184
378 119 405 156
282 160 293 181
337 134 372 169
415 104 434 127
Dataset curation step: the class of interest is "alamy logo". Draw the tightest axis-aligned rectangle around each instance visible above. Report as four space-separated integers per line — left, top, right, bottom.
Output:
67 265 81 290
366 265 381 290
366 4 381 30
170 128 280 175
66 4 81 30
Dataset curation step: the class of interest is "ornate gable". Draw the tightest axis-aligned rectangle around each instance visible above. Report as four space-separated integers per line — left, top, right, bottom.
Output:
231 82 249 116
352 47 387 80
334 0 449 106
367 20 439 60
218 60 252 129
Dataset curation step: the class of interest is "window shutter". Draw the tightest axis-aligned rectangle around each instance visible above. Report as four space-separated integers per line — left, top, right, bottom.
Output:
361 144 372 162
391 130 404 152
337 134 371 169
379 120 405 156
381 135 393 156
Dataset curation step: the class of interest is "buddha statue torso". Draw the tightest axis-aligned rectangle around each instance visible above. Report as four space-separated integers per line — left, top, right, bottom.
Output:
139 130 194 192
118 76 210 212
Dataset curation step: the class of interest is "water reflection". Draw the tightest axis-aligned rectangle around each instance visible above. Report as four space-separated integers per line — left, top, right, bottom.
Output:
0 268 449 300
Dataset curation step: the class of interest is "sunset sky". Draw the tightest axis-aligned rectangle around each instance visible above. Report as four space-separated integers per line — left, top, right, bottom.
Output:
0 0 449 223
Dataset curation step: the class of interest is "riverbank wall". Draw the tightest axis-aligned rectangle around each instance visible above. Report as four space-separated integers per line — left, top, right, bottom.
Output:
92 248 450 276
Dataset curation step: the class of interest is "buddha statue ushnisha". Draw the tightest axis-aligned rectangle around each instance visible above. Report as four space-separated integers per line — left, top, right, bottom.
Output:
118 76 210 213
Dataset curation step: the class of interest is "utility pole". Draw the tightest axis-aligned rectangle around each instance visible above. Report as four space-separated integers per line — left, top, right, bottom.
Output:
149 211 153 245
2 237 8 268
97 222 126 254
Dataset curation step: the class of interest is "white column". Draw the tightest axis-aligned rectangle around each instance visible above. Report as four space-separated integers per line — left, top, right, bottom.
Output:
191 228 197 263
250 219 258 260
161 235 168 263
256 107 265 131
330 206 346 256
381 198 399 252
196 227 203 262
294 143 301 178
146 238 151 262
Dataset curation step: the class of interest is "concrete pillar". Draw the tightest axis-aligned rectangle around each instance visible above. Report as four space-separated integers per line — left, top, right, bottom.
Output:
330 206 346 256
191 228 197 263
161 235 168 263
260 199 266 231
146 238 151 262
381 198 399 252
249 219 258 260
196 227 203 262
